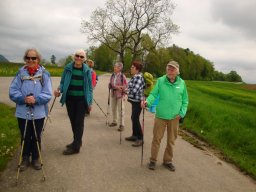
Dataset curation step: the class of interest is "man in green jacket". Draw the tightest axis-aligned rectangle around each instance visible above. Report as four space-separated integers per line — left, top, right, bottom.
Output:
141 60 188 171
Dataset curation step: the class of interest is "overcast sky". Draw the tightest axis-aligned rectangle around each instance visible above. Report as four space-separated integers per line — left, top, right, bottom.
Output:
0 0 255 83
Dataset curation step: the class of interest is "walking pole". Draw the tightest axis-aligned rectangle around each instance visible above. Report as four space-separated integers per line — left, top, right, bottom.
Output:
93 98 107 117
106 88 111 126
141 101 145 167
16 110 29 185
30 107 46 181
119 95 123 144
42 96 56 132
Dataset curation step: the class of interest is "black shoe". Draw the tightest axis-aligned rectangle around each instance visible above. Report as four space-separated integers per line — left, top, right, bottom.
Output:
66 143 73 149
163 162 175 171
148 161 156 170
32 159 41 170
125 136 137 142
117 125 124 132
63 148 80 155
20 157 30 171
66 142 82 149
132 140 143 147
109 122 117 127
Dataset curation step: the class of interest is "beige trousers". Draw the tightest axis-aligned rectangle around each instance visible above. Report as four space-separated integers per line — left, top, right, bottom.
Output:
111 96 125 126
150 117 179 163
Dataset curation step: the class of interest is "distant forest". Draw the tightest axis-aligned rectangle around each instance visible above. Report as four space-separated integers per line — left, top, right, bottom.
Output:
0 44 242 82
86 44 242 82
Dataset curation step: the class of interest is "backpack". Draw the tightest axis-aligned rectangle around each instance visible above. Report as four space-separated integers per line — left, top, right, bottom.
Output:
19 65 48 87
143 72 154 97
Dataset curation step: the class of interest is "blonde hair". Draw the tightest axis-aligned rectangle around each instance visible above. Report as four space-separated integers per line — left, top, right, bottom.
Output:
87 59 94 68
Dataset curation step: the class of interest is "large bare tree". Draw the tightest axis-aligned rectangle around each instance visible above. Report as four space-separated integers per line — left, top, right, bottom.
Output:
81 0 179 63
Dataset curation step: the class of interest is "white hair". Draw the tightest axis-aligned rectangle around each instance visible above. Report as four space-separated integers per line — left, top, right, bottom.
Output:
114 62 123 69
75 49 87 60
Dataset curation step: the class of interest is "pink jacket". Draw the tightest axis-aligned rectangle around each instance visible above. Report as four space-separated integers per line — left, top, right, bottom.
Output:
109 73 127 98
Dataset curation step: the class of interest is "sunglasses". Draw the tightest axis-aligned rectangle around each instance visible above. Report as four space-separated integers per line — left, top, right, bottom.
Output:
75 54 85 59
25 56 37 61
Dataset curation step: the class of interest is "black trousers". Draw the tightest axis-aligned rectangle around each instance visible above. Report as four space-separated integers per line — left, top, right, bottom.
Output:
130 101 143 140
18 117 44 160
66 98 87 150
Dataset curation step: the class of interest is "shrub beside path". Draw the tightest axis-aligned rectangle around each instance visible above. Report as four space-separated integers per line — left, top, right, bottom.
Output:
0 75 255 192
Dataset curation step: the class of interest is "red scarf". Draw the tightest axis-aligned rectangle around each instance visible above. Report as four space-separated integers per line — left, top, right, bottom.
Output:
25 64 40 76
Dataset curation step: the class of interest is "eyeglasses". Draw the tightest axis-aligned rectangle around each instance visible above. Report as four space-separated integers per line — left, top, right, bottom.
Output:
75 54 85 59
25 56 37 61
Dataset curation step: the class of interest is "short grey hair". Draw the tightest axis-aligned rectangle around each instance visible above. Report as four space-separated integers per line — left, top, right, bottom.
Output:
74 49 87 61
23 48 42 63
114 62 123 69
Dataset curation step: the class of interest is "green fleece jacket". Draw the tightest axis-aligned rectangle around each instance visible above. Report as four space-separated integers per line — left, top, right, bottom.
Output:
146 75 188 120
59 62 93 106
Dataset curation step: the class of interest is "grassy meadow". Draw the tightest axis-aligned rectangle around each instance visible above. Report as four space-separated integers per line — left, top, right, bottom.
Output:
184 81 256 178
0 62 104 77
0 103 20 171
0 62 64 76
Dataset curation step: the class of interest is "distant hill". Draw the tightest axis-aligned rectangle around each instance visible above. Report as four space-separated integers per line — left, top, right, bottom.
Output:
0 55 9 62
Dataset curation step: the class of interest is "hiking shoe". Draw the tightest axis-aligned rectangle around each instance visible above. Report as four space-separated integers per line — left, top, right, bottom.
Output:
148 161 156 170
125 136 137 142
20 157 29 171
163 162 175 171
66 143 73 149
66 142 82 149
132 140 143 147
63 148 80 155
109 122 117 127
117 125 124 132
32 159 41 170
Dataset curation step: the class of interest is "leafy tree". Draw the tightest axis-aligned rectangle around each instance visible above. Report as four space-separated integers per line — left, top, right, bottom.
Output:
65 55 73 65
81 0 179 63
51 55 56 65
93 44 116 71
225 71 242 82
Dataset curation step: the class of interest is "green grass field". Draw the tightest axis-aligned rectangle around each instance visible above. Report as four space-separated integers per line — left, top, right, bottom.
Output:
184 81 256 178
0 62 105 77
0 103 20 171
0 62 64 76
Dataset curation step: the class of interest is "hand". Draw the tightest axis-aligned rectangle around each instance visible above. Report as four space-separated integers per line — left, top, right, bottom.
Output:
141 100 147 109
88 105 92 112
54 89 61 97
175 115 181 121
25 95 36 105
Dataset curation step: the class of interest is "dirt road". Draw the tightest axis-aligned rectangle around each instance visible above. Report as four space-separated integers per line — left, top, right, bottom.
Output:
0 75 255 192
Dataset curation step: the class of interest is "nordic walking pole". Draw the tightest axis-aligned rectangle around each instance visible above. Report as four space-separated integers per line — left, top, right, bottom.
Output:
93 98 107 117
16 110 29 185
42 96 56 132
106 87 111 126
30 106 46 181
141 100 145 167
120 95 123 144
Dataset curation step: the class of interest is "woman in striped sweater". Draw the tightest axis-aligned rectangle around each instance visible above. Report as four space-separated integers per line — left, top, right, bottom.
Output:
54 49 93 155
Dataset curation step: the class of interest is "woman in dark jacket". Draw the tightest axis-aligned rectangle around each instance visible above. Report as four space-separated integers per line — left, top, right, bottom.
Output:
54 49 93 155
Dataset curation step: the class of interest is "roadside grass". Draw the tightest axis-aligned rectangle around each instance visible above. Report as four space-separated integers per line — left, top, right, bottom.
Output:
183 81 256 178
0 103 20 172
